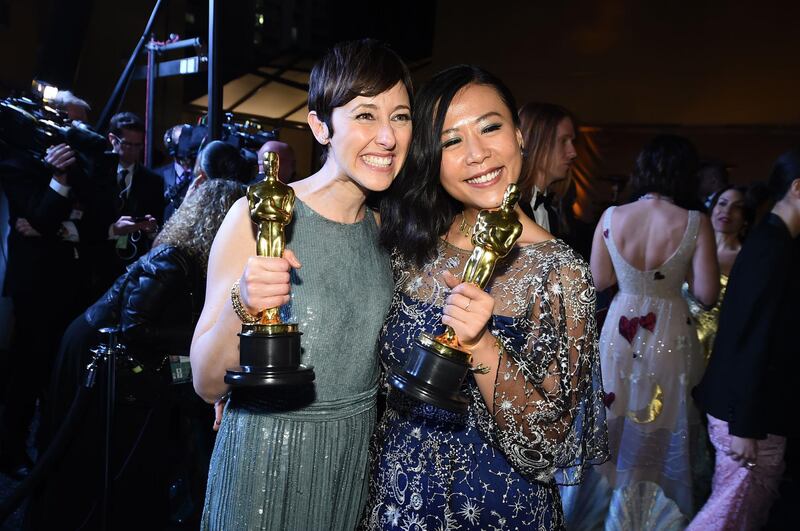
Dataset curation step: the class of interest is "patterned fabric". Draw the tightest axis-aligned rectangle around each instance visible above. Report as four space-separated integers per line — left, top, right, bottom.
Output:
202 200 394 531
360 238 607 530
682 274 728 364
597 207 706 525
687 415 786 531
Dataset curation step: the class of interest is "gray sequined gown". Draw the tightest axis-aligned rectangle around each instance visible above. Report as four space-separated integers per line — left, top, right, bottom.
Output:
202 199 393 531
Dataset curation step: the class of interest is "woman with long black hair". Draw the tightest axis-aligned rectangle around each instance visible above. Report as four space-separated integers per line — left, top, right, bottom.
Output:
359 65 607 530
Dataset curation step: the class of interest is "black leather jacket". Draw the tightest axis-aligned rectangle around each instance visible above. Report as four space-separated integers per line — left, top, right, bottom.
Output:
84 244 204 362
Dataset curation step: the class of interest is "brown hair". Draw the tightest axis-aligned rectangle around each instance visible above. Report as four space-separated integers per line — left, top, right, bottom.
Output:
154 179 245 272
517 102 575 203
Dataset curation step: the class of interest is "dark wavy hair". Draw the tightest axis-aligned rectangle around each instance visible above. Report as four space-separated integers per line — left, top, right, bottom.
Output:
767 147 800 202
630 134 699 207
154 179 245 272
709 185 755 241
379 65 520 266
517 102 575 204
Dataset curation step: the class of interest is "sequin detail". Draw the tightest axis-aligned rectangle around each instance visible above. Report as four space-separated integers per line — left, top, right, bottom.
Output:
596 206 707 522
361 239 608 530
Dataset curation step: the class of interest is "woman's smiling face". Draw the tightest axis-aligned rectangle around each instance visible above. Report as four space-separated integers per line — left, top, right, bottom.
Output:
438 83 523 211
325 81 412 192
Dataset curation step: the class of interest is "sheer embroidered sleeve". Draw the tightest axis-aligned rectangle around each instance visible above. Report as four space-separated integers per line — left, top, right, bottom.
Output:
479 243 608 484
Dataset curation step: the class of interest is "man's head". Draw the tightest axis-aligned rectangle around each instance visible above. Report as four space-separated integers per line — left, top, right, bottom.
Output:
518 102 577 200
769 148 800 207
108 112 145 166
257 140 297 183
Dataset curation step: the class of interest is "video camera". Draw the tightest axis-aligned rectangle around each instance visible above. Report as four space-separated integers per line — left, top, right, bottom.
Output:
0 84 116 181
196 113 279 166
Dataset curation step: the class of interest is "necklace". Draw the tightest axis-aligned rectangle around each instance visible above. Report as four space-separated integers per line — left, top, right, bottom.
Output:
458 212 474 238
639 193 674 203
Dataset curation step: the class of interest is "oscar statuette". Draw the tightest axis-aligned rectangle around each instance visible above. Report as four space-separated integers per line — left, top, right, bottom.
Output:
388 184 523 412
224 151 315 387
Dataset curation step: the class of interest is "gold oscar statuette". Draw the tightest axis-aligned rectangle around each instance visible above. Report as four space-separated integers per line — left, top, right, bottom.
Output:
225 150 313 388
389 183 523 412
246 151 297 333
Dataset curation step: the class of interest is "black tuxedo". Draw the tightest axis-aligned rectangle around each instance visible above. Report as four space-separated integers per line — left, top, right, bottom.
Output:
0 157 106 465
89 163 166 296
693 214 800 439
155 162 191 222
520 193 561 237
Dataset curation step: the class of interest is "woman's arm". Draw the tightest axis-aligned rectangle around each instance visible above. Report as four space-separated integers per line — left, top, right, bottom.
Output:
590 209 617 291
190 198 297 403
490 259 605 480
689 214 720 307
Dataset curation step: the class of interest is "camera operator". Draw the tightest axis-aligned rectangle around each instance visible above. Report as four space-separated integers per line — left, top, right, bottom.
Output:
156 124 204 222
92 112 165 295
0 94 99 479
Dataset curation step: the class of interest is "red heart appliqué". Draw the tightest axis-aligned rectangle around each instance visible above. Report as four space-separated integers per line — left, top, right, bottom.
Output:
619 316 639 344
639 312 656 332
603 392 616 408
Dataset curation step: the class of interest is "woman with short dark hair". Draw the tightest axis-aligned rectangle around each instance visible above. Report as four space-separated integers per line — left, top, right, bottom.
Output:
191 39 413 530
589 134 719 526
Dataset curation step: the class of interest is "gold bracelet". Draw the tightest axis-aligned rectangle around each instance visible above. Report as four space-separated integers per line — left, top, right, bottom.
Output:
231 279 261 324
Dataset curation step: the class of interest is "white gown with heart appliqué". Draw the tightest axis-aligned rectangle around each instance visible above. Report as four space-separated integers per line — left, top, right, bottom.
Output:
595 206 707 529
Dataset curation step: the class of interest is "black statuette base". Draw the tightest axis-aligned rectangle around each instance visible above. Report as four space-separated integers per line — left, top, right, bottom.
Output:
225 327 314 387
388 339 470 413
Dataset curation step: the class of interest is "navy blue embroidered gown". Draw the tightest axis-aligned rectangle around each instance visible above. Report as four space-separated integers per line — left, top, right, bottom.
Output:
360 240 608 530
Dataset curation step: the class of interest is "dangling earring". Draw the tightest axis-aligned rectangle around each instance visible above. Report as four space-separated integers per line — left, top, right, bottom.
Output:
520 144 527 158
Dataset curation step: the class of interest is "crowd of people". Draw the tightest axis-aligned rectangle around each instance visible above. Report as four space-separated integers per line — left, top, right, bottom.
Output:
0 37 797 531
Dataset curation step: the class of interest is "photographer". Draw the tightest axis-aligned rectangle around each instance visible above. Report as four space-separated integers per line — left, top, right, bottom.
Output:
0 94 100 479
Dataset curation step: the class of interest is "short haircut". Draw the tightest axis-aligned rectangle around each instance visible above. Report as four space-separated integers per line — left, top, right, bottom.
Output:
630 134 699 208
767 147 800 201
308 38 413 139
109 111 145 137
517 102 575 203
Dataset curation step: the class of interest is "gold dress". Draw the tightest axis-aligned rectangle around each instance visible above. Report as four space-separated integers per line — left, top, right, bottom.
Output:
683 274 729 363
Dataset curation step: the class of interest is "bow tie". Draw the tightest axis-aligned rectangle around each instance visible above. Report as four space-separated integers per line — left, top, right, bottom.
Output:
533 192 552 210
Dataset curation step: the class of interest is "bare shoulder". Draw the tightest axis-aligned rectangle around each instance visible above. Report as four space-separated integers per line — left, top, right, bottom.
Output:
208 197 256 272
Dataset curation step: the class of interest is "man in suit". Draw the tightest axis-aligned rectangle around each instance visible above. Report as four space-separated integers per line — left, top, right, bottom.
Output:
0 91 102 476
92 112 165 295
517 102 578 236
691 148 800 529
